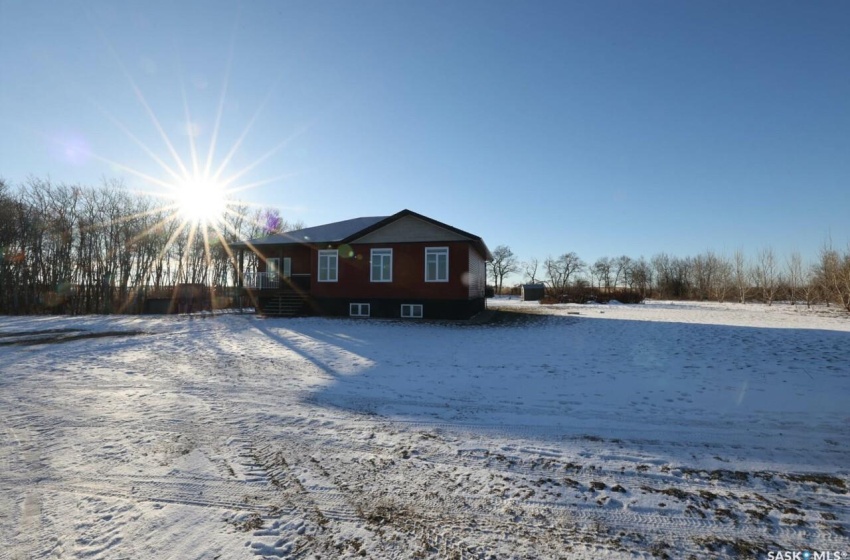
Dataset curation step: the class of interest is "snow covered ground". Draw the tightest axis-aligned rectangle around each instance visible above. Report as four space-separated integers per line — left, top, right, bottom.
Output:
1 301 848 559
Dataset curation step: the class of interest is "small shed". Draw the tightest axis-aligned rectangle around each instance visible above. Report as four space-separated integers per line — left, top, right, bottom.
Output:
521 283 545 301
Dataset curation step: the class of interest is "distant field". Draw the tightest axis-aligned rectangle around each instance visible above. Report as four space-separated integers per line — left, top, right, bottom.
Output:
1 301 848 559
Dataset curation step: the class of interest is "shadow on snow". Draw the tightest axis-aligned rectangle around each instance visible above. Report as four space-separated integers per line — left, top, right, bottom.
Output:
251 311 850 470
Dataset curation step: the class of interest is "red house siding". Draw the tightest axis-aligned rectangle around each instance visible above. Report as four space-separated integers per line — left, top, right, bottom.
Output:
311 241 473 300
257 245 312 275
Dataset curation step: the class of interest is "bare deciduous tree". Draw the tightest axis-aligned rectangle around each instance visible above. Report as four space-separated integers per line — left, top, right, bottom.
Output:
786 251 804 305
752 247 781 305
612 255 632 289
523 257 540 284
628 257 653 298
733 249 748 304
0 178 298 314
711 254 733 302
651 253 691 299
691 251 731 302
816 242 850 311
544 252 585 295
592 257 612 292
489 245 519 295
691 253 712 300
799 261 819 309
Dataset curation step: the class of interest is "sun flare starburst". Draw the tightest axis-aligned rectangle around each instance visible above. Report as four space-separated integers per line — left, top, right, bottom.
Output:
171 175 230 226
72 28 308 310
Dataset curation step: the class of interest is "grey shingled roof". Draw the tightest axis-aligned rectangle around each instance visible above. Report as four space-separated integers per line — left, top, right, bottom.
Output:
239 216 387 246
231 209 492 260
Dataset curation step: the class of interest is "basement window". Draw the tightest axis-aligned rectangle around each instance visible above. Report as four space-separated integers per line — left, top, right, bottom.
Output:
350 303 370 317
401 304 423 319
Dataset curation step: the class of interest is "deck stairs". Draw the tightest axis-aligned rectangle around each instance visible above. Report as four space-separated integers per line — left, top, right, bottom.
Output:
260 292 306 317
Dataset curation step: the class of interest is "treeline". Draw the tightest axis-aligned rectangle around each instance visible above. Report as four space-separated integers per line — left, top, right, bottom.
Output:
489 245 850 312
0 178 297 314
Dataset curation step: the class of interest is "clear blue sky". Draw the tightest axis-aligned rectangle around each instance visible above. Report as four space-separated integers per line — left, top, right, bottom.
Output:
1 0 848 278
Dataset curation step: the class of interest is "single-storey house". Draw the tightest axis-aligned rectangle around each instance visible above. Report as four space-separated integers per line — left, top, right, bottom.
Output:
232 209 493 319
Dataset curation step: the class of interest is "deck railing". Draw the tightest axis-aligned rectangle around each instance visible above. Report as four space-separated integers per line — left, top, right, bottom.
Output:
244 273 311 291
245 272 280 289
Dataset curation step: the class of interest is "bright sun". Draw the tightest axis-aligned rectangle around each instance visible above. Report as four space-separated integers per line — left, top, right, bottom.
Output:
174 177 229 225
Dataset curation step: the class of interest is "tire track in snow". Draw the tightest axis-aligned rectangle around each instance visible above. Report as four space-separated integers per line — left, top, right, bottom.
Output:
229 436 393 560
259 415 850 515
252 443 362 522
249 434 522 559
251 417 849 556
252 438 624 558
275 408 848 468
0 474 284 513
1 421 53 560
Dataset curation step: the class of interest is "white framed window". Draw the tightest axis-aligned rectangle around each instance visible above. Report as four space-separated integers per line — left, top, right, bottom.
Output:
318 250 338 282
425 247 449 282
282 257 292 278
370 249 393 282
401 304 423 318
350 303 370 317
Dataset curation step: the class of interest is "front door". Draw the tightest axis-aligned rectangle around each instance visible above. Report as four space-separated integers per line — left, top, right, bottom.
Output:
267 258 280 275
266 258 280 289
